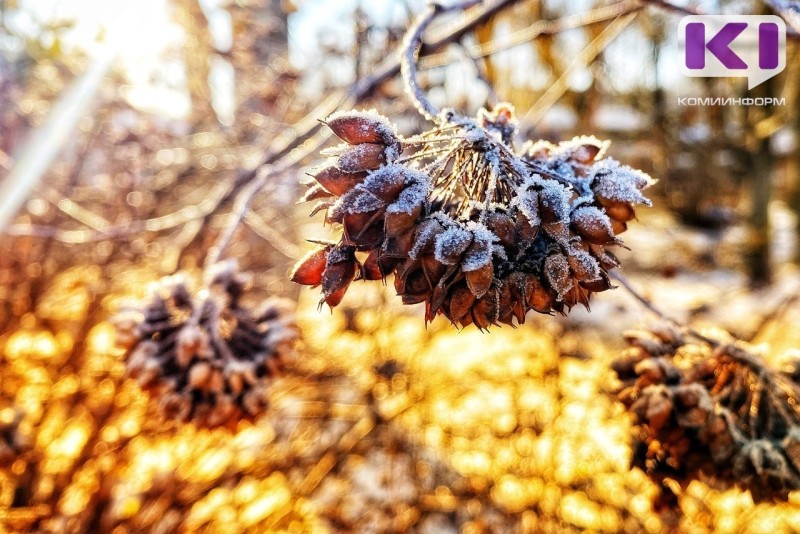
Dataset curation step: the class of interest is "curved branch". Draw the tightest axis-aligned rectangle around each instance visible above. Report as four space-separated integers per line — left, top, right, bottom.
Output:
401 1 482 122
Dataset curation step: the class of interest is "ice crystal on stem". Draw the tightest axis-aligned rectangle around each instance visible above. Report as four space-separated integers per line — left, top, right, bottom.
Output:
115 260 298 428
292 103 653 328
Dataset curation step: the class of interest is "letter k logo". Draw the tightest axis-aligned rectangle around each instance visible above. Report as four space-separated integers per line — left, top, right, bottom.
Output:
679 15 786 89
686 22 748 69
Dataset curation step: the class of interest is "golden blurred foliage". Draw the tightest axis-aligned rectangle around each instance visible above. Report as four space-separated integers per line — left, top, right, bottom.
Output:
2 274 800 533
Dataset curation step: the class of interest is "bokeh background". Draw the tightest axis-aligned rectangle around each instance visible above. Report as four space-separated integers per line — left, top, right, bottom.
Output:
2 0 800 532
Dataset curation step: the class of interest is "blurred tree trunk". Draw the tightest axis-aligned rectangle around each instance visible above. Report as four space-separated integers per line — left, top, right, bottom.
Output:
228 0 290 140
647 15 667 178
175 0 217 128
474 13 497 88
749 137 773 285
577 18 606 135
534 1 565 118
746 78 777 285
793 114 800 263
473 1 538 110
786 45 800 263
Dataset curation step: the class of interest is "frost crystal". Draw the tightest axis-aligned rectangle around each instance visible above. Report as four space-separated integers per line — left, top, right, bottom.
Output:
551 135 609 162
387 181 430 215
332 188 385 217
409 218 444 260
590 159 653 206
544 254 573 300
462 222 497 272
434 225 472 265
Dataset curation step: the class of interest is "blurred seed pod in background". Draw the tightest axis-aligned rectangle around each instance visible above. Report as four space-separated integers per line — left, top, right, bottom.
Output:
114 260 298 429
612 324 800 503
293 105 653 328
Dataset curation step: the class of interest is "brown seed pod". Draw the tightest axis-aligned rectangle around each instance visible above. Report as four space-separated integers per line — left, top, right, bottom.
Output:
321 245 358 307
382 228 415 258
114 261 298 428
337 143 388 173
525 275 554 314
602 199 637 222
385 210 418 238
559 135 607 164
325 109 399 146
571 206 619 245
291 246 329 286
610 219 627 235
486 211 516 249
313 166 368 196
362 249 387 280
301 183 334 202
343 210 385 250
470 291 499 330
447 283 476 322
465 263 493 299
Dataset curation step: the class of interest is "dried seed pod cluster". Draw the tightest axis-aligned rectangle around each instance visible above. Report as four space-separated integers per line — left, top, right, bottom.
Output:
613 324 800 502
114 261 298 428
293 105 653 328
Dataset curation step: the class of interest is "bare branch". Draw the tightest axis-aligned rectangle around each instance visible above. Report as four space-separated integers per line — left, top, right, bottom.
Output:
422 0 642 68
243 210 302 260
203 130 329 271
640 0 702 16
608 269 679 324
3 181 233 243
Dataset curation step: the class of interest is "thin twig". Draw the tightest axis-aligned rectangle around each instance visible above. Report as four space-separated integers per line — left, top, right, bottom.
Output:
460 41 501 106
3 181 233 243
401 0 482 122
243 210 302 259
204 167 272 270
608 269 678 323
421 0 642 69
203 130 330 271
641 0 702 16
610 269 734 349
746 285 800 342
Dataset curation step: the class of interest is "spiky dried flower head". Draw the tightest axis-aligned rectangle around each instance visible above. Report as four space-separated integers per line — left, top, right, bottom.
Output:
114 260 298 428
613 324 800 503
293 105 653 329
